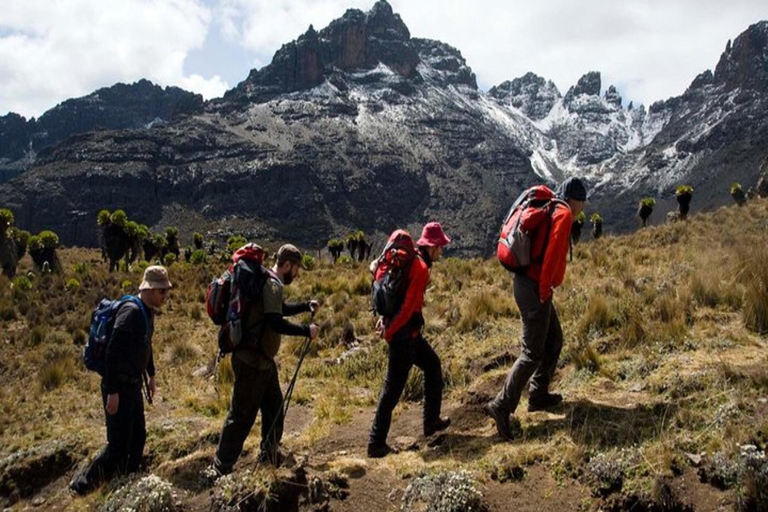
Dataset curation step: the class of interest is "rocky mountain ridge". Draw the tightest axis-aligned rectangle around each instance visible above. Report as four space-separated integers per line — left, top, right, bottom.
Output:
0 80 203 182
0 1 766 254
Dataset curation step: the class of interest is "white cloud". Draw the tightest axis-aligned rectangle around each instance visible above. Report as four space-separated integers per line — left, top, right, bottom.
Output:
1 0 766 118
179 73 229 99
198 0 766 109
0 0 227 118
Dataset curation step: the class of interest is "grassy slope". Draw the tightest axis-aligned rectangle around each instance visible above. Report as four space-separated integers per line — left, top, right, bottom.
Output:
1 199 767 510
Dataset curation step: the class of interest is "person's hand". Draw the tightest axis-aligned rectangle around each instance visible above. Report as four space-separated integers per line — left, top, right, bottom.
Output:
106 393 119 415
375 317 385 339
309 323 320 339
148 376 156 401
309 300 321 314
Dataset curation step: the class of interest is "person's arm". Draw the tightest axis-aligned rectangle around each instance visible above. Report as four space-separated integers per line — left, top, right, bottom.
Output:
283 301 311 316
265 313 311 337
384 261 428 341
538 206 572 302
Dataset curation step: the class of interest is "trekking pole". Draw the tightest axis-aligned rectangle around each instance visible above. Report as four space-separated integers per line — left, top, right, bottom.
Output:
281 330 313 417
264 310 315 452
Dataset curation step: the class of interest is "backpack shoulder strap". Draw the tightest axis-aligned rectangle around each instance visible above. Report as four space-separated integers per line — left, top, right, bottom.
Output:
121 295 150 344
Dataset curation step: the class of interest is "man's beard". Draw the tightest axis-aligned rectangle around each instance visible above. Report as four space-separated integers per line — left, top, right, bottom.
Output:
282 271 294 286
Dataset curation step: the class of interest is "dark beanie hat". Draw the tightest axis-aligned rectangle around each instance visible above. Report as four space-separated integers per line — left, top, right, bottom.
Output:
556 177 588 201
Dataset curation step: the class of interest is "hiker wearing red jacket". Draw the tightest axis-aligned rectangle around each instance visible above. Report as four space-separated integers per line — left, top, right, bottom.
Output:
485 178 587 440
367 222 452 458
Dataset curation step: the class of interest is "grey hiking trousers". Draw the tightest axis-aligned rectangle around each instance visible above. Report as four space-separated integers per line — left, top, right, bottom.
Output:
492 274 563 414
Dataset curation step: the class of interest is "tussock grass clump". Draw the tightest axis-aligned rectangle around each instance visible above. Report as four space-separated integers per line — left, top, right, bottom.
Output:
741 262 768 334
28 325 46 346
568 342 603 373
576 295 618 339
689 273 722 308
454 288 516 333
38 351 78 391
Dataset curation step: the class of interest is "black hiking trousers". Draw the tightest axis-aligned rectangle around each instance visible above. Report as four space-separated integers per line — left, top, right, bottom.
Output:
369 333 443 447
77 381 145 490
214 354 283 473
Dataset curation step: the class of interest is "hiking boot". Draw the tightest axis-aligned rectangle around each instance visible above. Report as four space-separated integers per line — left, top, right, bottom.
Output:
527 393 563 412
367 443 395 458
483 401 513 441
69 474 94 496
424 417 451 437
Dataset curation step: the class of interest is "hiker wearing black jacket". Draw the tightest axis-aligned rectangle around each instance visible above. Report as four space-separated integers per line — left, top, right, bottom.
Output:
211 244 320 475
70 266 171 495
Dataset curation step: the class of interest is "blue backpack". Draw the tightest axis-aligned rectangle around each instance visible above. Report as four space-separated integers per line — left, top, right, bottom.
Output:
84 295 148 375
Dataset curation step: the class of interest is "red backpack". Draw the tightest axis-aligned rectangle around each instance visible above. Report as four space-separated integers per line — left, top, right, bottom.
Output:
206 243 271 354
370 230 416 318
497 185 565 273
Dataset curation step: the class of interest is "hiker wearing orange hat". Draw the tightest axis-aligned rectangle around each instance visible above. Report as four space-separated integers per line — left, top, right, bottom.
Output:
367 222 452 458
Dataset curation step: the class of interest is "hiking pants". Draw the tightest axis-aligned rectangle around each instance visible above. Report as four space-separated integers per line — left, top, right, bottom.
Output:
369 334 443 446
214 354 283 473
492 274 563 414
82 381 145 486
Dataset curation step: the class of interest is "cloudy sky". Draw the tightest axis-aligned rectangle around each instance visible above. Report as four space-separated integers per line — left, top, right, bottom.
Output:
1 0 765 118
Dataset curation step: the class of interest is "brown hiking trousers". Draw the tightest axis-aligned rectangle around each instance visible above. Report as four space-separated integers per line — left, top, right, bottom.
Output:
492 274 563 414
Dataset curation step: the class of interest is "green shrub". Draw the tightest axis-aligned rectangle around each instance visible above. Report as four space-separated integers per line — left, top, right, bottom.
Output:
124 221 138 237
163 253 177 266
190 249 206 265
121 280 134 292
337 255 354 266
12 275 32 292
0 208 14 233
192 232 204 249
74 262 87 275
137 224 150 241
27 235 41 252
226 235 247 253
97 209 111 226
110 209 127 226
301 253 315 270
65 278 81 292
38 230 59 249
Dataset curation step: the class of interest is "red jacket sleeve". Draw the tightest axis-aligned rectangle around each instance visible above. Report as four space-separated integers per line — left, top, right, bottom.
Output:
384 257 428 341
538 205 573 302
